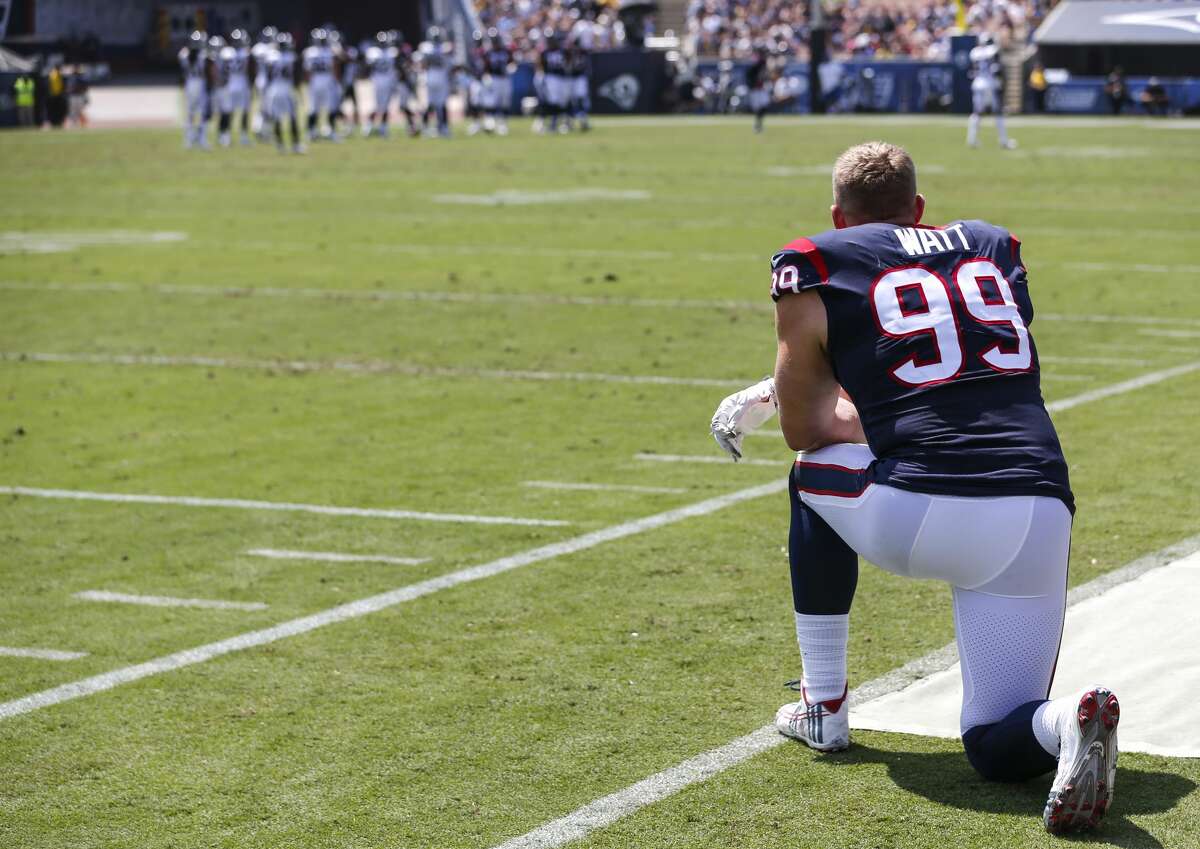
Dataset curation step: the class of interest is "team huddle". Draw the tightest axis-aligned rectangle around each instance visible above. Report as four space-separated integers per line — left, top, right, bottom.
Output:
177 24 593 152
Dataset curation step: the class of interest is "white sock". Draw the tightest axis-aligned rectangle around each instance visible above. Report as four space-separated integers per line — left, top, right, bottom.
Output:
1033 686 1104 758
967 113 980 145
996 113 1009 145
794 612 849 703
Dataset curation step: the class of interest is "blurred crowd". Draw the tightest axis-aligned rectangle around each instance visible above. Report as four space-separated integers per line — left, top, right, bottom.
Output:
687 0 1056 61
474 0 636 59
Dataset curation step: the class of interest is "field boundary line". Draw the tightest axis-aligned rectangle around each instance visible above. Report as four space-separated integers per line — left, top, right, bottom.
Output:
0 352 744 389
5 281 1200 327
0 485 568 527
489 532 1200 849
246 549 430 566
0 479 788 722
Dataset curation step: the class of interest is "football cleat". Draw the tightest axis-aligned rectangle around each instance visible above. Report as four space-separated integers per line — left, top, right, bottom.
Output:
775 682 850 752
1043 687 1119 834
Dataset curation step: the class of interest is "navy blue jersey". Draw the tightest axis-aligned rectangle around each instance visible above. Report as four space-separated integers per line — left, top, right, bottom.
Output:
770 220 1073 511
542 48 568 75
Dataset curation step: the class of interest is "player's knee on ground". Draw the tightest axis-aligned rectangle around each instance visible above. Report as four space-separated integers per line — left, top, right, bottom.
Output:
961 700 1057 782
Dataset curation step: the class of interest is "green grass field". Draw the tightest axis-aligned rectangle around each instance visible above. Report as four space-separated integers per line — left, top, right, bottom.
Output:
1 115 1199 849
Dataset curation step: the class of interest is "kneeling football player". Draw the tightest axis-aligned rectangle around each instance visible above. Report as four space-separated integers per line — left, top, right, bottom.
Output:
712 142 1118 834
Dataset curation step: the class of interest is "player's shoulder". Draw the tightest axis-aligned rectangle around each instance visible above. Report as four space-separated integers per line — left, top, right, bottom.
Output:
948 218 1023 262
769 229 843 300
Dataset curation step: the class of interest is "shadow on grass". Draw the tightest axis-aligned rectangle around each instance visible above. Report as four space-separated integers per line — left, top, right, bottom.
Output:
829 743 1196 849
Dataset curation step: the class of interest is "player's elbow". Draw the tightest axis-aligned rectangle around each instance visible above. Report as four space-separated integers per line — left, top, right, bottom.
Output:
780 417 824 453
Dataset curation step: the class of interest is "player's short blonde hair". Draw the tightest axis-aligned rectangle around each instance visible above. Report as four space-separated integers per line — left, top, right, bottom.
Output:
832 142 917 221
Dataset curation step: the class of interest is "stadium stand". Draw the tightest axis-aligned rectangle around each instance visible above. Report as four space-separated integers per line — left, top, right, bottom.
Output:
685 0 1053 60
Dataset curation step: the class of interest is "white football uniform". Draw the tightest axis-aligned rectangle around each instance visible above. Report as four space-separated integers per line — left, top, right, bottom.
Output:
969 44 1001 114
302 44 339 114
365 44 402 114
216 45 251 113
265 47 297 118
179 47 208 114
418 41 451 108
178 47 209 147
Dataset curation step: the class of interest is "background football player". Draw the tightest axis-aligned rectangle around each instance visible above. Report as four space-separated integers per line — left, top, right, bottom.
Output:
214 29 253 147
338 36 361 130
364 31 399 138
968 33 1016 149
178 30 213 150
265 31 304 154
250 26 276 140
746 47 771 134
480 29 514 135
417 27 453 138
566 32 591 132
302 28 342 141
538 29 570 134
461 29 486 136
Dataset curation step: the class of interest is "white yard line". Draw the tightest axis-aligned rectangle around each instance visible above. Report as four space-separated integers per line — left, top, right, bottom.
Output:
0 352 743 389
5 280 1200 328
1064 262 1200 275
1140 328 1200 340
0 280 769 311
523 481 688 495
74 590 268 611
1044 361 1200 413
0 647 88 661
488 532 1200 849
246 548 430 566
0 485 568 528
1039 312 1200 328
0 479 788 721
634 453 782 468
1038 355 1153 367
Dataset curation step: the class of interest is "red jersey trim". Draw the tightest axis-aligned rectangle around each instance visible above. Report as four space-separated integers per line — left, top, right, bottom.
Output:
782 236 829 283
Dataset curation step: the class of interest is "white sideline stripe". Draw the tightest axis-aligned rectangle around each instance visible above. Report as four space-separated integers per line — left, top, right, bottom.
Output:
523 481 688 495
634 453 782 468
0 479 788 721
1043 361 1200 413
4 281 1200 328
74 590 268 611
489 532 1200 849
246 548 430 566
0 485 568 528
0 647 88 661
0 352 743 389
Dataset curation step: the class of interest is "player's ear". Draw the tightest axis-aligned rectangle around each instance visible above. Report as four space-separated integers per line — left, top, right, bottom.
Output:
913 193 926 225
831 204 847 230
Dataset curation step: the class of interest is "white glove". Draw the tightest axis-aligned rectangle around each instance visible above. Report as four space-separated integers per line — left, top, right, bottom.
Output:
710 377 777 462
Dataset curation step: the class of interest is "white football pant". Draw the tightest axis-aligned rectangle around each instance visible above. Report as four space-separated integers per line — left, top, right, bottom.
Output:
797 443 1071 733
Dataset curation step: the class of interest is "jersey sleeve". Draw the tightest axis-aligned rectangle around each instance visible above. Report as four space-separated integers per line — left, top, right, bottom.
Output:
769 237 828 302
